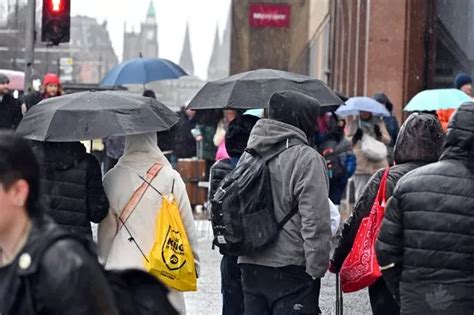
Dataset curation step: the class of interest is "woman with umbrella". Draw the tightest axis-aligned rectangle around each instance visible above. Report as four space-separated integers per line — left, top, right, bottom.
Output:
337 97 391 200
98 132 200 314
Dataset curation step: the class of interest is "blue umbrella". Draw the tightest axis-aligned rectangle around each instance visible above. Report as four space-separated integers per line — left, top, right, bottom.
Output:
404 88 471 111
336 97 390 117
100 58 187 86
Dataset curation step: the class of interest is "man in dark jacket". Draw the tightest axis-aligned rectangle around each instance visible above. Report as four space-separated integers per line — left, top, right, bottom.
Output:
0 73 22 130
33 141 109 237
157 107 197 167
209 114 259 315
0 132 118 314
331 113 445 315
376 104 474 315
239 91 331 315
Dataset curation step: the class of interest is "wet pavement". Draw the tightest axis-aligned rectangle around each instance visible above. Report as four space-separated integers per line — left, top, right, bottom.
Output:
185 220 371 315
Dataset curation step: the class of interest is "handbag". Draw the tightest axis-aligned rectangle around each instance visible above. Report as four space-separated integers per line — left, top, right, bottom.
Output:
339 167 390 293
361 133 387 161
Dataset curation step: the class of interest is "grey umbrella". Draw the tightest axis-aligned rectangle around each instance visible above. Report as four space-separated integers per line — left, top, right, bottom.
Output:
17 90 179 142
187 69 343 112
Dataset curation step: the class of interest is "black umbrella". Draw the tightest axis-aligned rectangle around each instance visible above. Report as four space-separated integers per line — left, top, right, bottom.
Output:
187 69 343 112
17 91 179 142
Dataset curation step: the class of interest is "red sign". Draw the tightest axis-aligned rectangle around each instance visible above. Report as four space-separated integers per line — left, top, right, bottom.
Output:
249 3 291 28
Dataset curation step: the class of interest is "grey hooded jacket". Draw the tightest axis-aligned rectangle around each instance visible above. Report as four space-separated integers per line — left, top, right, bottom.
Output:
238 118 331 279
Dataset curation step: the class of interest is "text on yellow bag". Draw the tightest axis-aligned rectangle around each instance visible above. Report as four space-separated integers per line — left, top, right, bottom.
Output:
144 194 197 292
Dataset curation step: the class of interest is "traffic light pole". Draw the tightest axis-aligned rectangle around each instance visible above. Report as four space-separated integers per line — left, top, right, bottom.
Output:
24 0 36 92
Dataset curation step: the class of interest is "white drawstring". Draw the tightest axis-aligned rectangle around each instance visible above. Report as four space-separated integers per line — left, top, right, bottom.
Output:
286 138 289 149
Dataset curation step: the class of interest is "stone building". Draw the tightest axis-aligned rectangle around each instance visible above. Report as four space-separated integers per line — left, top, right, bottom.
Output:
122 0 159 60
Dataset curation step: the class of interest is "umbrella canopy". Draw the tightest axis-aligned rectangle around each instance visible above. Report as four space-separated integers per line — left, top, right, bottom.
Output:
17 91 179 142
1 69 24 91
336 97 390 117
100 58 187 86
404 88 472 111
186 69 343 112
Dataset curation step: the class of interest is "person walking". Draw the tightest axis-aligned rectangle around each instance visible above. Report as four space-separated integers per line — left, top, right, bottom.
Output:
238 91 331 315
98 132 200 314
0 132 118 314
331 113 445 315
0 73 21 130
22 73 62 114
376 104 474 315
373 93 399 166
214 110 239 161
33 141 109 238
348 111 390 201
209 114 259 315
318 114 356 207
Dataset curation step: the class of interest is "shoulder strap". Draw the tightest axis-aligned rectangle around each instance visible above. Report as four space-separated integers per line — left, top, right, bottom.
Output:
247 138 305 163
118 163 163 230
376 167 390 207
277 206 299 230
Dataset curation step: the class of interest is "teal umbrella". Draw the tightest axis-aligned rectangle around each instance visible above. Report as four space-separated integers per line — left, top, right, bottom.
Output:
404 89 471 111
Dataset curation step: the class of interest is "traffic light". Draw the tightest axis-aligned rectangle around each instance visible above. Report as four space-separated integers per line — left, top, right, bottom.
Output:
42 0 70 45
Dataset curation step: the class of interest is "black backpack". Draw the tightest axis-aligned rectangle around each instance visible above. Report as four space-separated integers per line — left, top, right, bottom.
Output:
210 139 302 256
322 148 345 180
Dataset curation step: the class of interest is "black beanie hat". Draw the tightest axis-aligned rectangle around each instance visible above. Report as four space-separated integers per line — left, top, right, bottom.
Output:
225 114 259 158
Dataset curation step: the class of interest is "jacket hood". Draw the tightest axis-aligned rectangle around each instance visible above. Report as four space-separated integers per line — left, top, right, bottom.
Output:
394 113 444 164
268 90 320 142
40 142 86 171
118 132 171 168
440 103 474 166
246 119 308 158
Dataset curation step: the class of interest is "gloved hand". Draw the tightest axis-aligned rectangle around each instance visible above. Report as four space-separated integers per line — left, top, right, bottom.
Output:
374 124 382 139
352 128 363 145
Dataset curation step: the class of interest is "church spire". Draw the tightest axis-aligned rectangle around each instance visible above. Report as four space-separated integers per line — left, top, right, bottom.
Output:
147 0 156 17
207 25 221 80
179 23 194 76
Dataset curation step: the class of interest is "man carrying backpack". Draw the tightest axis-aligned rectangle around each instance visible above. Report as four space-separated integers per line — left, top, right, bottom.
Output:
209 114 259 315
238 91 331 315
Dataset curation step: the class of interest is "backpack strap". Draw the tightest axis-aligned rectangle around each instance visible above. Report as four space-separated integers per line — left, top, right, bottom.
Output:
118 163 163 231
277 206 299 230
246 138 305 163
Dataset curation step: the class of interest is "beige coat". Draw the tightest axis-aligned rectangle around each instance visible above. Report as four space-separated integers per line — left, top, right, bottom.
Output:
348 116 390 175
98 133 199 314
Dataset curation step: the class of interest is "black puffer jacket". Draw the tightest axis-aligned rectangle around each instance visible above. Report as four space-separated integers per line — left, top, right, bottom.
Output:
34 142 109 237
209 159 234 202
2 216 118 315
332 113 445 271
376 104 474 315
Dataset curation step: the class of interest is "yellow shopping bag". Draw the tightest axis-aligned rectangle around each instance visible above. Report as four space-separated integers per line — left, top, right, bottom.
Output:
144 194 197 292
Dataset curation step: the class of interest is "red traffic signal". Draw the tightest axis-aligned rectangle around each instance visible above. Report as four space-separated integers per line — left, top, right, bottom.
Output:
42 0 70 45
52 0 62 12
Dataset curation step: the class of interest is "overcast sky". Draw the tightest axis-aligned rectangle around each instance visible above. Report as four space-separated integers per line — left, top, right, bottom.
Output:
71 0 231 80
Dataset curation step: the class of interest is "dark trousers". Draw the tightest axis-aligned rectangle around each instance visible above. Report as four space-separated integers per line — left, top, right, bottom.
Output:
221 255 244 315
240 264 322 315
329 176 349 205
368 278 400 315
